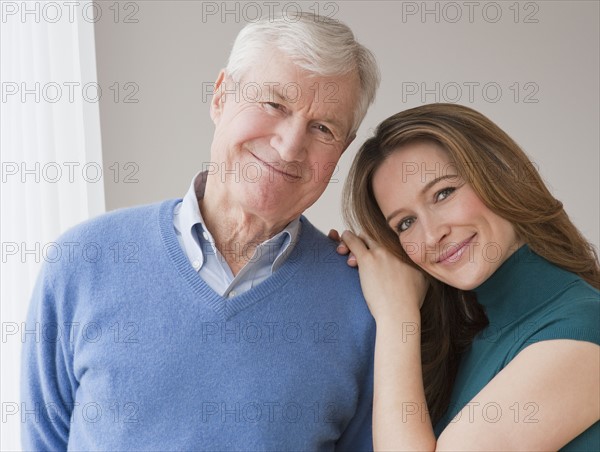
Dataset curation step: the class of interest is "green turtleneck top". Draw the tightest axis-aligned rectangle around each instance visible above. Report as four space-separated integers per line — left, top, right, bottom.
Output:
435 245 599 450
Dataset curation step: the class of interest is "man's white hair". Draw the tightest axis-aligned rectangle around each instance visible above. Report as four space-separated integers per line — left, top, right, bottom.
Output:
226 12 380 137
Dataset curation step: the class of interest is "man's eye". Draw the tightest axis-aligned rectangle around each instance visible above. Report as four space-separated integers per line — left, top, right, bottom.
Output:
436 187 456 202
313 124 336 143
396 217 415 233
315 124 333 135
265 102 283 111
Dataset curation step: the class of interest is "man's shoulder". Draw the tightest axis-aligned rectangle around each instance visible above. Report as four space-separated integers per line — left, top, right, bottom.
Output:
56 198 178 245
293 217 374 333
294 216 364 285
297 217 350 264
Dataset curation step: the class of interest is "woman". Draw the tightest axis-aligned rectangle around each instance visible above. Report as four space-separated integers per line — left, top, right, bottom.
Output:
333 104 599 450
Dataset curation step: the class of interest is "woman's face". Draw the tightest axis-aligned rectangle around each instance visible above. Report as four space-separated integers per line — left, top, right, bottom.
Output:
372 141 522 290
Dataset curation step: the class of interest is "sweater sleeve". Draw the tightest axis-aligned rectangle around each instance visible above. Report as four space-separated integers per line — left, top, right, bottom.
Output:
334 358 374 451
21 262 76 451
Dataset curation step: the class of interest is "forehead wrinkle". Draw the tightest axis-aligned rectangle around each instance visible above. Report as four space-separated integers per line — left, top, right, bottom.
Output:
244 57 356 138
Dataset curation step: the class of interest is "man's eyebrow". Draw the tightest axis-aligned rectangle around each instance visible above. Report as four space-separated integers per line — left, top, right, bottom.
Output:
385 174 460 222
269 88 286 102
266 87 346 136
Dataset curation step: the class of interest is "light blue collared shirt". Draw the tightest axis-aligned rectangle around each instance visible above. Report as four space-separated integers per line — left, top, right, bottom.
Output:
173 171 301 298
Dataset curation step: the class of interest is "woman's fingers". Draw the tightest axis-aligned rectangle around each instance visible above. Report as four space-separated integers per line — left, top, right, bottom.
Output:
328 229 341 242
340 230 370 259
332 229 377 267
357 232 379 250
329 228 352 258
347 252 358 267
337 242 350 255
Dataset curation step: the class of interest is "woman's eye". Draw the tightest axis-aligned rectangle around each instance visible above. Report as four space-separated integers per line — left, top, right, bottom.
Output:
396 217 415 233
436 187 456 202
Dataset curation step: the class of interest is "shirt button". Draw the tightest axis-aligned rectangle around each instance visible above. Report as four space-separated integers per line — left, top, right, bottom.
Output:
202 231 209 240
192 260 200 269
228 291 237 298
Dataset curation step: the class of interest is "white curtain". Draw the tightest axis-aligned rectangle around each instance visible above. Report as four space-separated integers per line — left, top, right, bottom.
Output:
1 2 105 449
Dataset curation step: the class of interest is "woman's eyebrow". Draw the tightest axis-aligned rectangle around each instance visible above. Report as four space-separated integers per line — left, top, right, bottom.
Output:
421 173 459 194
385 174 459 223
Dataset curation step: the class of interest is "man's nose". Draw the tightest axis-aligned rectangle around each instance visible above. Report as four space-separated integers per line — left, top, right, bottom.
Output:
271 118 308 162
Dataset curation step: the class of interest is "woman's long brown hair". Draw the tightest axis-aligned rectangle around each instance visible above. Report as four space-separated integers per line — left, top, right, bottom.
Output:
343 103 600 424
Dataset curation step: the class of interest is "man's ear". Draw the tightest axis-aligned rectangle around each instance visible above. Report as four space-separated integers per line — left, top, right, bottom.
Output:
210 69 227 124
341 133 357 154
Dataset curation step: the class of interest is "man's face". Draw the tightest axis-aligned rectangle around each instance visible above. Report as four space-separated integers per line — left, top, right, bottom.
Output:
208 51 359 224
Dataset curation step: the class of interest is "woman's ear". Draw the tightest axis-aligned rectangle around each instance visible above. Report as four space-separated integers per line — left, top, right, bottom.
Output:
210 69 227 124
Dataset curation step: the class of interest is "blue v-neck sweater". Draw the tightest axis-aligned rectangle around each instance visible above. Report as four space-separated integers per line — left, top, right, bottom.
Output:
21 199 376 451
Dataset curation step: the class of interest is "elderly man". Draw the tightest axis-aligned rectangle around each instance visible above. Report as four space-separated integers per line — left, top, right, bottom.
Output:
22 12 380 451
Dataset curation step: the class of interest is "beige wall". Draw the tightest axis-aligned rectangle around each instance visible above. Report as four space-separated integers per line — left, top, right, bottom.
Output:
95 1 599 249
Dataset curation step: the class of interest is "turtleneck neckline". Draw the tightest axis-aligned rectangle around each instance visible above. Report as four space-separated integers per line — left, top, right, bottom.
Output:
472 244 579 327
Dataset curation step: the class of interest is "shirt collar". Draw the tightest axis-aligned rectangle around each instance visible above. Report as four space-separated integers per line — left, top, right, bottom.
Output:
175 171 301 272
